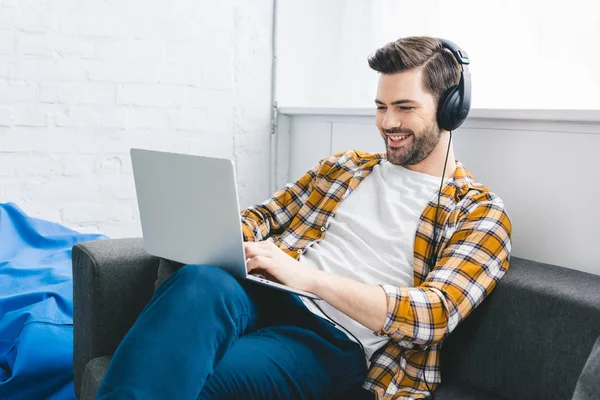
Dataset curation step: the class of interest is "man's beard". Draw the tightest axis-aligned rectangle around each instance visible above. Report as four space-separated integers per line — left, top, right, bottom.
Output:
382 119 442 166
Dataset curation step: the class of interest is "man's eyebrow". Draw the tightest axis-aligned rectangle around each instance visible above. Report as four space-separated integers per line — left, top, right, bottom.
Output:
375 99 418 105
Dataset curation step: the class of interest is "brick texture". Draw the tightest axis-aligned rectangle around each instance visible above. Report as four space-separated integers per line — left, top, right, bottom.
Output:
0 0 273 238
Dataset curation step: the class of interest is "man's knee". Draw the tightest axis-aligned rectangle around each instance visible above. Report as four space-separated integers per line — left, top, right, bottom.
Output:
169 264 244 300
175 264 235 282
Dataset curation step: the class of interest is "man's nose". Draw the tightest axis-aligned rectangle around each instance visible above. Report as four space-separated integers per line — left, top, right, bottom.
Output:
382 111 401 131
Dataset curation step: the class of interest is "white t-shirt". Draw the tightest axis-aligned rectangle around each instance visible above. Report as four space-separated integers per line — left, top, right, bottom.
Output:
299 160 450 365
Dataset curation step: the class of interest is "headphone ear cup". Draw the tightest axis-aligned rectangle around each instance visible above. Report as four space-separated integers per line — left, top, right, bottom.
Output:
437 85 459 131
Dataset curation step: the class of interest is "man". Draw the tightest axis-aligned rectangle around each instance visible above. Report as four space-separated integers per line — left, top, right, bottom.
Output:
97 36 512 400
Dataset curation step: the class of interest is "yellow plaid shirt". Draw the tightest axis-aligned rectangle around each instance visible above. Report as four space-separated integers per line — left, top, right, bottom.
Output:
240 150 512 399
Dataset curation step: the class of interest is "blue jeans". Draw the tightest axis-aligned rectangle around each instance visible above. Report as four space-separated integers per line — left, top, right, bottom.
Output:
95 265 367 399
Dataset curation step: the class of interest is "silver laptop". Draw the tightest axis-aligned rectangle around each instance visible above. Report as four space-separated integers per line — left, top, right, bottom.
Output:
130 148 319 300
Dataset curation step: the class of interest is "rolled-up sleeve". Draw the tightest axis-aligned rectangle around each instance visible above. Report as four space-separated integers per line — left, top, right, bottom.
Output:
376 194 512 347
240 159 324 242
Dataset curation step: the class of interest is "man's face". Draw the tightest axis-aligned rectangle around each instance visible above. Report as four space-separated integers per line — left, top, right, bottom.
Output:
375 68 442 166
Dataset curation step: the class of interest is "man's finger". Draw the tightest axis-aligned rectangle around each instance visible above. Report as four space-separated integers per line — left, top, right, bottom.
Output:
244 243 272 258
246 255 270 273
256 240 277 248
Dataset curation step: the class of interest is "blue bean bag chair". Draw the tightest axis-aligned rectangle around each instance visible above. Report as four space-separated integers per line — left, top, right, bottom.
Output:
0 202 108 400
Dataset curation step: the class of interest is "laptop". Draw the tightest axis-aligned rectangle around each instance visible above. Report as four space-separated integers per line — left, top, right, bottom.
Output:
130 148 320 300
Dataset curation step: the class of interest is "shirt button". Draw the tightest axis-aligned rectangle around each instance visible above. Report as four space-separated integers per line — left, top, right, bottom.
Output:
320 227 326 232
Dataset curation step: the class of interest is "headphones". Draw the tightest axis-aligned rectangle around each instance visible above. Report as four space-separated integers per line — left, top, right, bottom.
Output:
436 38 472 131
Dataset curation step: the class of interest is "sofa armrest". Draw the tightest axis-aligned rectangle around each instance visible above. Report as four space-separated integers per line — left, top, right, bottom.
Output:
72 238 159 399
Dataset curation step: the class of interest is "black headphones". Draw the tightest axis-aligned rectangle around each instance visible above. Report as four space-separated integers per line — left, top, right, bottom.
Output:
436 38 472 131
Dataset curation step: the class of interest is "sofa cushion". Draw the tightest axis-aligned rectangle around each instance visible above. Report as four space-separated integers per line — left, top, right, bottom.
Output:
572 335 600 399
80 356 112 400
435 381 506 399
440 257 600 400
155 258 185 289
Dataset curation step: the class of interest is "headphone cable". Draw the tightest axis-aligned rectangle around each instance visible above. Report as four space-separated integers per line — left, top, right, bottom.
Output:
307 298 368 372
306 130 452 398
421 129 453 399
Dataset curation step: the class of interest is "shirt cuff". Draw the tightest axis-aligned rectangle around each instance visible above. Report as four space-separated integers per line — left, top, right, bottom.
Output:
375 283 403 337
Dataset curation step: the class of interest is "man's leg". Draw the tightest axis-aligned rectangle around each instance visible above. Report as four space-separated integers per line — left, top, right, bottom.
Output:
198 324 367 400
198 290 368 399
96 264 266 400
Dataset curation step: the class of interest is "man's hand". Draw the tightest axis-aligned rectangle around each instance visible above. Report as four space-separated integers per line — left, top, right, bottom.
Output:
244 241 387 332
244 241 321 293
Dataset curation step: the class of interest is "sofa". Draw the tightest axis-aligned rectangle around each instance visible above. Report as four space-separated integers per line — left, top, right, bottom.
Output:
72 238 600 399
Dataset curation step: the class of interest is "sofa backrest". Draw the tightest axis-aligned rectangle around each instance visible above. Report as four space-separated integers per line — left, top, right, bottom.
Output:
440 257 600 399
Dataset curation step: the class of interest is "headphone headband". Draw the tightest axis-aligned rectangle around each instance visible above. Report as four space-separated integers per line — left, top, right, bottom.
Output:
438 38 470 65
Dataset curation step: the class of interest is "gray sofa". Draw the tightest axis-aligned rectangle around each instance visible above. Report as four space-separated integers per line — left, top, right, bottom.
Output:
72 238 600 399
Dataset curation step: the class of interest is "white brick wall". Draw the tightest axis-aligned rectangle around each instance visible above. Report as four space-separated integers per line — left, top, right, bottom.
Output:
0 0 274 238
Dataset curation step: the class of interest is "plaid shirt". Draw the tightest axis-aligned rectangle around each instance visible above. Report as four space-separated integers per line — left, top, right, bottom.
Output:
240 150 512 399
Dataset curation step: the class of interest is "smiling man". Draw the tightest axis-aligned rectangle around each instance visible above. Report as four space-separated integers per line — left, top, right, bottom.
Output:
96 36 512 400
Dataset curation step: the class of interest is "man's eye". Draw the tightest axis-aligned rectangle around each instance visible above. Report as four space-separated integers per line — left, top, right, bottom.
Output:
376 107 386 111
399 106 413 111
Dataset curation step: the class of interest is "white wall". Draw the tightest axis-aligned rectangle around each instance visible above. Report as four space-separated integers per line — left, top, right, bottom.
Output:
277 0 600 110
278 110 600 276
0 0 274 238
276 0 383 109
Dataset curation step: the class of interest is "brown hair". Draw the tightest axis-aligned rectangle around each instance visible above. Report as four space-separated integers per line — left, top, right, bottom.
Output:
368 36 460 104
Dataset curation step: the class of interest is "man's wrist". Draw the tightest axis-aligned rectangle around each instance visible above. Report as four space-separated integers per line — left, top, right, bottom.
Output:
308 268 328 295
